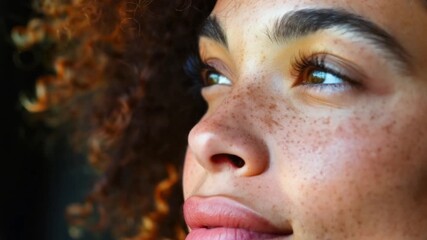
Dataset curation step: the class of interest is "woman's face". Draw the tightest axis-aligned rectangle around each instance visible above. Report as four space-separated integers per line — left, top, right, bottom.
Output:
183 0 427 239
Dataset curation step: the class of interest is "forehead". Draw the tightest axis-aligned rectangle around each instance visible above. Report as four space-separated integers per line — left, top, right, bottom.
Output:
212 0 424 22
209 0 427 73
210 1 406 44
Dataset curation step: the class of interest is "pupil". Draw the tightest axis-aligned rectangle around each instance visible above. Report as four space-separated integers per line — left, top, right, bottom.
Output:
310 70 326 84
208 73 219 85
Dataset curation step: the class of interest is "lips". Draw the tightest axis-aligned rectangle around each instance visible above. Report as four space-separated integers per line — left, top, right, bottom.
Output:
183 196 293 240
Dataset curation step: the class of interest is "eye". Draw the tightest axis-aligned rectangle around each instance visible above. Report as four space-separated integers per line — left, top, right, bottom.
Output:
300 67 346 86
292 53 361 91
202 68 232 86
183 54 232 89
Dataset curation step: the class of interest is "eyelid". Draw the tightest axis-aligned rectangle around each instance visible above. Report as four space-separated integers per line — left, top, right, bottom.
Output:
320 54 366 84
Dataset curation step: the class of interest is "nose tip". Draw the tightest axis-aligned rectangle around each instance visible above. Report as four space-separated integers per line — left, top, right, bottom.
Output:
187 119 270 177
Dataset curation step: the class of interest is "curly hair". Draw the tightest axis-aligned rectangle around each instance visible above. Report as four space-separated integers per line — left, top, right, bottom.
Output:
13 0 215 239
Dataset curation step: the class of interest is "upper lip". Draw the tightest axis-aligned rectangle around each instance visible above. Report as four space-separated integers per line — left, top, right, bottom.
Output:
183 195 293 235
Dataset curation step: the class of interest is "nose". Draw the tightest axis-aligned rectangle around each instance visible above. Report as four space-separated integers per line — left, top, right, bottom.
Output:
187 90 270 177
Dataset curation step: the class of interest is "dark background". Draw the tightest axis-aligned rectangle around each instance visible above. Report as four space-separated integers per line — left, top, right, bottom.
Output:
0 1 95 239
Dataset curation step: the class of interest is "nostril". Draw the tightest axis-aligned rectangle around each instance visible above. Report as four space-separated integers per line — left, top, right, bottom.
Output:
229 155 245 168
211 154 246 168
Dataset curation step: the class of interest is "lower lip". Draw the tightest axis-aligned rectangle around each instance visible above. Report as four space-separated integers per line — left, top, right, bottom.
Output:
186 228 285 240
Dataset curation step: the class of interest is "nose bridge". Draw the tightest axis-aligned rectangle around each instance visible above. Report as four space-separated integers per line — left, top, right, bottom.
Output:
188 82 272 177
220 79 268 119
204 80 271 139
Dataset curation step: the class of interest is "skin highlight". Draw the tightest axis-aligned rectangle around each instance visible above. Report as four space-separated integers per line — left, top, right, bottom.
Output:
183 0 427 239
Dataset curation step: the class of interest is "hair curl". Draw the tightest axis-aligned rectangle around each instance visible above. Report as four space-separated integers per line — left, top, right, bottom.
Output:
13 0 215 239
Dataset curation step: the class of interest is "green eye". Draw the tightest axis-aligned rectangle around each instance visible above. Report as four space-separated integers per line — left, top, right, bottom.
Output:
203 70 232 86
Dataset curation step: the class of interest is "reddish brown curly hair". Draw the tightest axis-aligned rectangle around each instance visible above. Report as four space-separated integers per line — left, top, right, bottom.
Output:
13 0 215 239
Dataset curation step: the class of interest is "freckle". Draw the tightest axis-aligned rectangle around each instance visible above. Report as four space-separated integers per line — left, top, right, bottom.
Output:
322 117 330 125
269 103 277 110
382 120 396 134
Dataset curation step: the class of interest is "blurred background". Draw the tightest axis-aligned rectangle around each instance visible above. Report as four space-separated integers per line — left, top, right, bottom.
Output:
1 1 96 239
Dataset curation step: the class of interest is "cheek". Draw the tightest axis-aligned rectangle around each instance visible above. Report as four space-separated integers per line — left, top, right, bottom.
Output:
281 108 427 237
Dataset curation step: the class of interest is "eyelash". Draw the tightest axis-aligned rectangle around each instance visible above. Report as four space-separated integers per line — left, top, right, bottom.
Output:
291 52 360 91
184 54 213 88
185 53 237 88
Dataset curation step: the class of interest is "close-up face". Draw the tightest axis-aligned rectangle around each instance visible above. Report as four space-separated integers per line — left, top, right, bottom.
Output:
183 0 427 239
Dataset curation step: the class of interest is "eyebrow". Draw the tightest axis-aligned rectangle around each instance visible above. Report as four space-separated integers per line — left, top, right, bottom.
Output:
270 9 411 73
200 8 412 74
199 16 228 47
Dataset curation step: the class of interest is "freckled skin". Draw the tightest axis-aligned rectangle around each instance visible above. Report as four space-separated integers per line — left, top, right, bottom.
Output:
183 0 427 239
